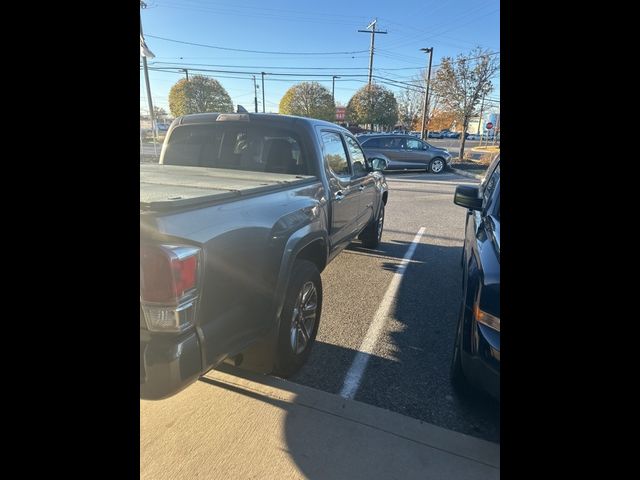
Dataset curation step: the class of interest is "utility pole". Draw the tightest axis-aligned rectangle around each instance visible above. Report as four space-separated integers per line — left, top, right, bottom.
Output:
182 69 189 81
140 2 155 142
261 72 265 113
253 75 258 113
420 47 433 140
332 75 339 102
477 94 485 135
358 19 387 85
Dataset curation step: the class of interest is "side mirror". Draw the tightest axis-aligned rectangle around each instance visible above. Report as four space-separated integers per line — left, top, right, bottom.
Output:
369 157 388 171
454 185 482 210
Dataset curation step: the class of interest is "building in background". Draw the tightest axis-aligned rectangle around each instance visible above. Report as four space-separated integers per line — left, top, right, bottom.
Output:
467 112 500 135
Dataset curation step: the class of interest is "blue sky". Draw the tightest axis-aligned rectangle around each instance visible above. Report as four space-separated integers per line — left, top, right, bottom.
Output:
140 0 499 116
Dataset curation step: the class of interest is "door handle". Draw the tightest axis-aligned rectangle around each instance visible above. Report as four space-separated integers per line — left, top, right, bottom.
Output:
358 185 365 191
335 191 344 201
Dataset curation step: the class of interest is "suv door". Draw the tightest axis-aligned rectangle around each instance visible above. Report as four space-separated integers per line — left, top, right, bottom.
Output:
404 137 431 168
320 130 364 252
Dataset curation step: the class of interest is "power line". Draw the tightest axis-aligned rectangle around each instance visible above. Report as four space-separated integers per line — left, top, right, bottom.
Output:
147 60 429 71
145 34 368 55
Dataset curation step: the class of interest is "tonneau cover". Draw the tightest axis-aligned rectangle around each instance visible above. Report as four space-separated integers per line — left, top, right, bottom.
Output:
140 164 315 211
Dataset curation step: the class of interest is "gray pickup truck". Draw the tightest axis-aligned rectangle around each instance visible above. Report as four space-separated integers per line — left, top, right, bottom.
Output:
140 113 389 399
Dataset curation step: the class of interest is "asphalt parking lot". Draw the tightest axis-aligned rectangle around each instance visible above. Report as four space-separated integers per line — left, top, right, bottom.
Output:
286 170 500 443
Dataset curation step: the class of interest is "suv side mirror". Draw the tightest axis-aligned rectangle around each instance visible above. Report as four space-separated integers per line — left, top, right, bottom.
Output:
369 157 388 171
454 185 482 210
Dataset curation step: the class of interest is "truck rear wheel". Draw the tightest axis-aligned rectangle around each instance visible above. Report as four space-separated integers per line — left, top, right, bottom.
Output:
274 260 322 377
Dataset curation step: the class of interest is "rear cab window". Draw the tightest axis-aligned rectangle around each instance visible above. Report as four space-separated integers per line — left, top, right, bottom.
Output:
162 123 313 176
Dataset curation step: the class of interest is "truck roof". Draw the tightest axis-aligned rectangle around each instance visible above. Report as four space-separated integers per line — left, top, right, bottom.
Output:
174 112 346 132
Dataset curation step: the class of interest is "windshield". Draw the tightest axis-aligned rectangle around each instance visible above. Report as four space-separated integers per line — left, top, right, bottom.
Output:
162 123 310 175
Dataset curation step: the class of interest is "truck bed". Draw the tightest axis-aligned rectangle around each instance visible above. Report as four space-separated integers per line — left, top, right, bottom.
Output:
140 164 315 212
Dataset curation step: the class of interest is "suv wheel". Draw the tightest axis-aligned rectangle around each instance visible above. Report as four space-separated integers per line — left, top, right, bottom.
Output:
429 157 445 174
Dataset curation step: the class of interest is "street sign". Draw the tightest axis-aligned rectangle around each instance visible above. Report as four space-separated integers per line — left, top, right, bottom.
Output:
486 122 494 129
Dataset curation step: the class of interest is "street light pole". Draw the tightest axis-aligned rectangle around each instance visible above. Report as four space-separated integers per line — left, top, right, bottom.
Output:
420 47 433 140
477 94 485 135
261 72 265 113
253 75 258 113
140 3 156 150
332 75 339 102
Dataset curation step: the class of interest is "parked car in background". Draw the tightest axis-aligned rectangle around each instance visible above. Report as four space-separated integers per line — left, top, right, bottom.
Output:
466 133 481 141
428 131 443 139
359 134 452 174
450 154 500 401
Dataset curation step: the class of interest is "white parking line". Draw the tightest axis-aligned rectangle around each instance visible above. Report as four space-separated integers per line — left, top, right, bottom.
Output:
339 226 427 399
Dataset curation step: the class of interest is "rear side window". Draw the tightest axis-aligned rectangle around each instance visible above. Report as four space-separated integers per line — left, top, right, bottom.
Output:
321 131 350 176
381 137 404 149
361 137 381 148
162 123 311 176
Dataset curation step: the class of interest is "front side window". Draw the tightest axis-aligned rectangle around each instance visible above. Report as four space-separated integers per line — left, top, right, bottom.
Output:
321 131 350 176
344 135 367 175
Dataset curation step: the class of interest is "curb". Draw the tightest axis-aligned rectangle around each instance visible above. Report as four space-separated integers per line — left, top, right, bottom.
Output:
209 366 500 468
451 167 485 180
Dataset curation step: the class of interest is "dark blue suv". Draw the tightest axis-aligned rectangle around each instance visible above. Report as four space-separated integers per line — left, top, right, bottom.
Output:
450 155 500 400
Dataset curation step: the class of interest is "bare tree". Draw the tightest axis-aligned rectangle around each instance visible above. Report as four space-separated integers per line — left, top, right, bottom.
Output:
397 72 439 132
432 48 499 160
397 86 422 130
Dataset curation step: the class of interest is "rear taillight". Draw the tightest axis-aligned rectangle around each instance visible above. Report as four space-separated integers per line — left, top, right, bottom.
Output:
140 245 201 332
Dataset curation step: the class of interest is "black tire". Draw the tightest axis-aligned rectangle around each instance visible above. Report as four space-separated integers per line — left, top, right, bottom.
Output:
273 260 322 378
449 300 477 398
429 157 446 174
359 204 385 248
450 301 474 396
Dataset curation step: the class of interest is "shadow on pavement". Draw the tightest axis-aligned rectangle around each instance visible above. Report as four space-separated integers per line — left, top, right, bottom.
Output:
352 240 500 443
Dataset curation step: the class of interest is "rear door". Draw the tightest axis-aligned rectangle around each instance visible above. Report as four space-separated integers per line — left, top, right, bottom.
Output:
319 130 363 251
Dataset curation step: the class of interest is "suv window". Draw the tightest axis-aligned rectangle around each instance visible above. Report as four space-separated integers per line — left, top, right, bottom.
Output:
382 137 405 149
406 138 424 150
344 135 367 175
361 137 381 148
321 131 350 176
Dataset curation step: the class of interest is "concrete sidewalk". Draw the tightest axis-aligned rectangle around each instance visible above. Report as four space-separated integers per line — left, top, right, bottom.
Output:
141 367 500 479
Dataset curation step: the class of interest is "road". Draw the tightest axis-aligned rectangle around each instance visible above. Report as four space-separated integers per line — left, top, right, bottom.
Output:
288 170 499 443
